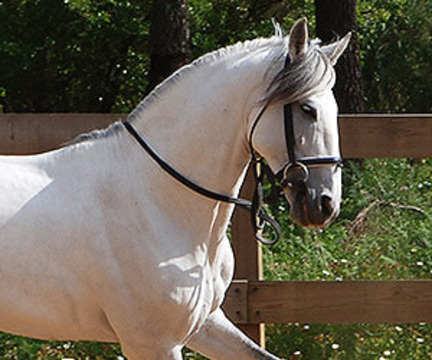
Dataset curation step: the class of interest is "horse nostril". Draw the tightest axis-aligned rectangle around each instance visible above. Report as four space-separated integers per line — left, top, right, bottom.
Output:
321 195 334 218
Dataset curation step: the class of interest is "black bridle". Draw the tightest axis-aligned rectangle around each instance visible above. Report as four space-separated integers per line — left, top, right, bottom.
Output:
274 103 343 188
124 101 342 246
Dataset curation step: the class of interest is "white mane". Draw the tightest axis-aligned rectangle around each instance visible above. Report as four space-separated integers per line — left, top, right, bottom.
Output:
128 35 288 122
73 31 334 146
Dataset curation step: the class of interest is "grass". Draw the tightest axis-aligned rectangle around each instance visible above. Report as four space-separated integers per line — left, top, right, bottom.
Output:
266 323 432 360
0 159 431 359
266 159 431 283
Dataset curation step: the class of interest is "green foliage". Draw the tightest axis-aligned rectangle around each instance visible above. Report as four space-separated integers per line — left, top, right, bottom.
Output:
0 0 150 113
0 87 5 113
189 0 306 55
1 0 430 113
357 0 432 112
264 159 432 282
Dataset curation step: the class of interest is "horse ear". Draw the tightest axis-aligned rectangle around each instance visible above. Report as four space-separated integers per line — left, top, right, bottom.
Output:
288 18 309 59
320 32 352 65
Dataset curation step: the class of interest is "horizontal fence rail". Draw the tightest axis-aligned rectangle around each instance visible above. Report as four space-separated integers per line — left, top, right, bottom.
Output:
0 114 431 157
339 114 432 158
223 280 432 324
0 114 123 155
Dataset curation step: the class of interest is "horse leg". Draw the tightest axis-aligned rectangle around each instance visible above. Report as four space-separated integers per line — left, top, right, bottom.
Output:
187 308 281 360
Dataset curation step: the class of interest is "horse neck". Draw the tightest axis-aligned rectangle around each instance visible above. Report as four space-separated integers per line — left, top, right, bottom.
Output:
129 51 269 196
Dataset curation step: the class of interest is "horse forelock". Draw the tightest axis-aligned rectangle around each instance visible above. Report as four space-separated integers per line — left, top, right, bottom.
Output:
263 41 335 105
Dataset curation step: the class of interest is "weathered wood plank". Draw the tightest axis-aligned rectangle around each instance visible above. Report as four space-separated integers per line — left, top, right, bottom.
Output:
0 114 125 155
223 280 249 324
340 114 432 158
224 280 432 324
0 114 431 157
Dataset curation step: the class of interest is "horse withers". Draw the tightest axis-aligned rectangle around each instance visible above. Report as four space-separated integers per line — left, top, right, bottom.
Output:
0 19 350 359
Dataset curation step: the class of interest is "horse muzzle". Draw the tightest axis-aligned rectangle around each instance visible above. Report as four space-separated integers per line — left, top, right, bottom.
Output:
283 181 340 228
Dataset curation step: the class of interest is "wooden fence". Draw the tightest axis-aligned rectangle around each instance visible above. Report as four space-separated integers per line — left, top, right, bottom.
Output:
1 114 431 346
0 114 430 157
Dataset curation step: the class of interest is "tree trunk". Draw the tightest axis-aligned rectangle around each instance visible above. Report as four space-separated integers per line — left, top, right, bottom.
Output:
315 0 364 113
147 0 191 93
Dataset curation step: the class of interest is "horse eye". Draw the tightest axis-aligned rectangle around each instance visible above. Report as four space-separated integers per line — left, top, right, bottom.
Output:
300 104 317 119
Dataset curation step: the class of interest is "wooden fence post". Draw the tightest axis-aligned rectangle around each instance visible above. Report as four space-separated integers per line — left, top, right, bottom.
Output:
229 167 265 347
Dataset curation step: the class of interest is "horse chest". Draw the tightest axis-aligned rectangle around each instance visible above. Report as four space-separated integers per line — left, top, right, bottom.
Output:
101 230 234 338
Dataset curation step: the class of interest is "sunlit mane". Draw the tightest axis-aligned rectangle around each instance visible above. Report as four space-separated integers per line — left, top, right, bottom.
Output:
68 121 124 146
128 33 334 123
127 35 287 122
72 29 335 147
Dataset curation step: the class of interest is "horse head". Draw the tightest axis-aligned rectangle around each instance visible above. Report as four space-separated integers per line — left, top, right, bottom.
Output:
251 19 351 228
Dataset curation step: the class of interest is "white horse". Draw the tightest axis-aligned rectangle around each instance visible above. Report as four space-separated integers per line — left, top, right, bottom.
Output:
0 19 350 359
